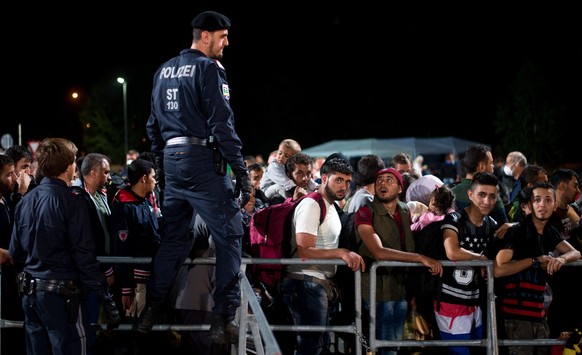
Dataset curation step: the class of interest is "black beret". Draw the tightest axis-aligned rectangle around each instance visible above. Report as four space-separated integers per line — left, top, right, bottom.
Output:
191 11 231 31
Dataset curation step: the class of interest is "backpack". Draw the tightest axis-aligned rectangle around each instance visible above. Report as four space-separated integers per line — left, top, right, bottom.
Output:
337 211 359 252
336 200 375 253
249 191 326 287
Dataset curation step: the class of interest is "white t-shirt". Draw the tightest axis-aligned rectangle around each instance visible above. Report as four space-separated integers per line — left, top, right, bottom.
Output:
288 195 341 279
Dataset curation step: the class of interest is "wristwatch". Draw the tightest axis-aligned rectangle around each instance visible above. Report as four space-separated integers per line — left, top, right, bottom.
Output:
532 258 540 269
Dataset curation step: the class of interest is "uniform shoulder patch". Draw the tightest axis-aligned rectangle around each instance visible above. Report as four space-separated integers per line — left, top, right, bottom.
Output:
222 84 230 100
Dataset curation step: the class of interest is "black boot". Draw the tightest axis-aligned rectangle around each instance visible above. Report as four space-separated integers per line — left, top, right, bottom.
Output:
209 314 239 344
135 299 162 334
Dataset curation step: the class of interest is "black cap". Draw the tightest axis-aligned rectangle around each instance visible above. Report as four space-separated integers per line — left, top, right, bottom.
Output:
191 11 231 31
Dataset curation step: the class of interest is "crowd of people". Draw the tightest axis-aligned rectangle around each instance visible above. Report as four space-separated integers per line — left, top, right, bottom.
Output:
236 140 581 355
2 104 582 355
238 141 582 355
1 133 581 355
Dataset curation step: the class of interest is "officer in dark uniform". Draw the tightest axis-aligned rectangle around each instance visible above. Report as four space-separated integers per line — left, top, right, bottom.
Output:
141 11 252 345
9 138 120 355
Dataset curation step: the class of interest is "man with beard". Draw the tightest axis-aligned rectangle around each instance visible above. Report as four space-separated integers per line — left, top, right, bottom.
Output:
354 167 443 355
280 157 364 355
141 11 252 345
547 169 582 339
0 154 16 263
0 154 19 354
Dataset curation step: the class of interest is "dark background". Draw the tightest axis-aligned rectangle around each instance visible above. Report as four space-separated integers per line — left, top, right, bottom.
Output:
3 2 580 163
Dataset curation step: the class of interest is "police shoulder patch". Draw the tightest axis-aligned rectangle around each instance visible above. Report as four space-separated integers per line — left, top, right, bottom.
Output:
222 84 230 100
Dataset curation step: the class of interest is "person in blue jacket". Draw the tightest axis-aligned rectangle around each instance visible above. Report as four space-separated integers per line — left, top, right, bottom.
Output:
9 137 120 355
141 10 252 345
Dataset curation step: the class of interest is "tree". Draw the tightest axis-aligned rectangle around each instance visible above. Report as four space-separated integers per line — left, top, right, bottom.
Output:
494 62 562 165
79 77 150 166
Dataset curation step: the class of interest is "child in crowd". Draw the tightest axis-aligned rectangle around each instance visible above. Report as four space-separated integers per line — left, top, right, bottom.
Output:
410 185 455 231
259 139 317 202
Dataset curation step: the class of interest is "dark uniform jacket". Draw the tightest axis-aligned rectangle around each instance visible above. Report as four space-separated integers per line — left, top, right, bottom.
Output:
9 177 108 295
146 48 246 175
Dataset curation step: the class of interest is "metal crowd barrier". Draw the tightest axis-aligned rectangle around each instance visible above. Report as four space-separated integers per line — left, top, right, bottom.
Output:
2 257 580 355
369 260 497 354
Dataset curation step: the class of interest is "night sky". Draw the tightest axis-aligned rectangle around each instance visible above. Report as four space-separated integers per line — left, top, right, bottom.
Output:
4 2 580 161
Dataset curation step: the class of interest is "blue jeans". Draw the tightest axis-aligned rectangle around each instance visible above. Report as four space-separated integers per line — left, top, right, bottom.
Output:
281 276 331 355
364 299 408 355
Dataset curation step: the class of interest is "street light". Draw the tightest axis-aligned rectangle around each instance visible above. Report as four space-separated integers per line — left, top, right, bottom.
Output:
117 77 128 164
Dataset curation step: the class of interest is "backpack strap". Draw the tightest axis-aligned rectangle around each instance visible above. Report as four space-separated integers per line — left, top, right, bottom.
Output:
290 191 327 256
304 191 327 224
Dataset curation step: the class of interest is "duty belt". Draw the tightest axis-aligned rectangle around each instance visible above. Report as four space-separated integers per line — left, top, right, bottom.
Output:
18 272 79 297
166 136 207 146
34 279 78 297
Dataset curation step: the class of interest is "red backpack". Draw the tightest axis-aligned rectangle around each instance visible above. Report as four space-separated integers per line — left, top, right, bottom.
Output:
249 191 326 287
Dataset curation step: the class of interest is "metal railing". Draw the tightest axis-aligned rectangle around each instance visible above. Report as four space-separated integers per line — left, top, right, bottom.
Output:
2 257 580 355
369 260 497 354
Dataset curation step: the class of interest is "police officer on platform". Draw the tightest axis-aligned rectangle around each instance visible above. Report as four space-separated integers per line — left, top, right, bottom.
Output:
140 10 252 345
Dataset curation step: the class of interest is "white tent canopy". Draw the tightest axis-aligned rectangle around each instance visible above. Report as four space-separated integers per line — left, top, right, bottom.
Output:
301 136 488 160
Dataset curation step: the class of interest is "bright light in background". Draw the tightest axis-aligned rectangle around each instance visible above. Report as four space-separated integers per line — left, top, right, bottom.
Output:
72 92 79 99
117 77 128 163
